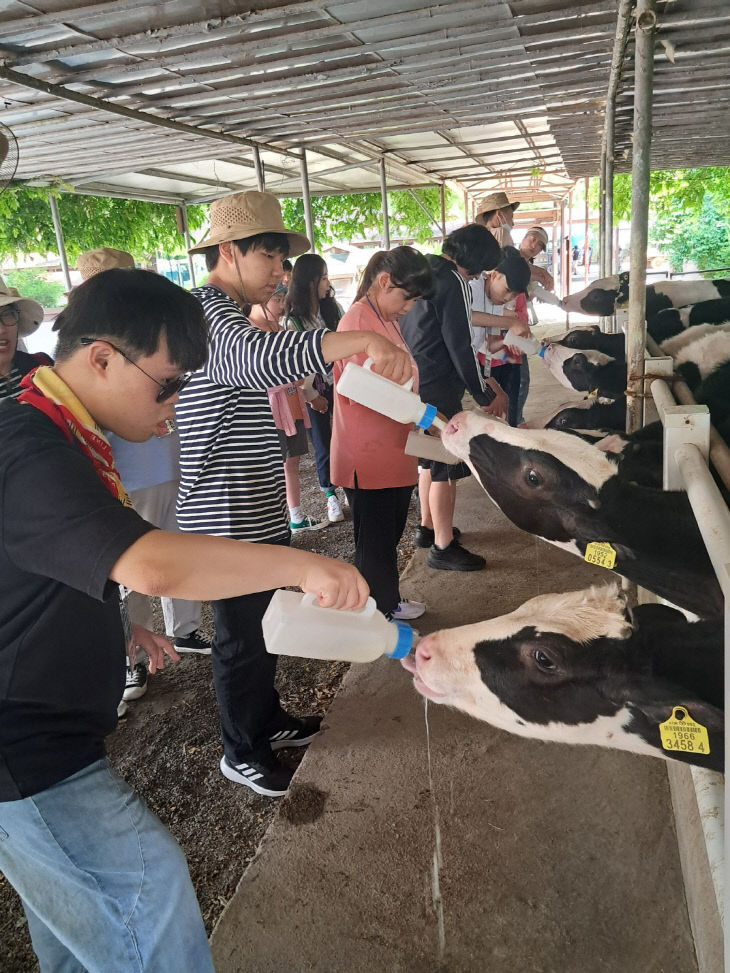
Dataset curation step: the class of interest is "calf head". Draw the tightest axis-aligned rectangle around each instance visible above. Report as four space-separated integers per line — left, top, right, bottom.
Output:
542 344 624 398
441 411 617 551
401 585 724 767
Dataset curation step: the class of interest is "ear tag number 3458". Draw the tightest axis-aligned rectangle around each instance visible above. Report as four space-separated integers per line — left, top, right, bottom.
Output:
659 706 710 756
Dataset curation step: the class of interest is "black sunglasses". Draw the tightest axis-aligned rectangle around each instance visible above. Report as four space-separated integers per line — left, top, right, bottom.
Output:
80 337 192 402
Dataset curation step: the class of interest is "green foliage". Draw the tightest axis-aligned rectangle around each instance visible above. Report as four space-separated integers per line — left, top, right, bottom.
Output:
650 193 730 275
588 168 730 225
0 185 207 260
4 268 65 308
280 187 460 251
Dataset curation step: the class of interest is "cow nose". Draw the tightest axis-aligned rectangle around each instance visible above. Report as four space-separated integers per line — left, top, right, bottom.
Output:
415 637 433 663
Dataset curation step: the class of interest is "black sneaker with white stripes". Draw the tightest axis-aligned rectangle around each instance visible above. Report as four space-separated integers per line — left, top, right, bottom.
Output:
269 715 322 751
219 754 293 797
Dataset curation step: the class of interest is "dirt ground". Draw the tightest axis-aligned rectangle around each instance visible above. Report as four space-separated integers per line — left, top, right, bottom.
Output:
1 453 420 972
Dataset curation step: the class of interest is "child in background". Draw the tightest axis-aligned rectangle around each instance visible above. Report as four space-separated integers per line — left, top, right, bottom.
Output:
331 247 434 621
285 254 346 523
249 284 328 533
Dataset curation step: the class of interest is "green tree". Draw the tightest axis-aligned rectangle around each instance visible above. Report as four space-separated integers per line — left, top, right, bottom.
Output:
0 186 207 260
650 193 730 274
590 167 730 224
4 268 65 307
280 186 459 251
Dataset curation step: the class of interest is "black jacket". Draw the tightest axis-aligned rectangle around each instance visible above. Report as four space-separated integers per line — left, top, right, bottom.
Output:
400 255 493 415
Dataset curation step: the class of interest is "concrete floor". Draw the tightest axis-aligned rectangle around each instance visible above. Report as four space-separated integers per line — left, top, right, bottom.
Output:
210 327 698 973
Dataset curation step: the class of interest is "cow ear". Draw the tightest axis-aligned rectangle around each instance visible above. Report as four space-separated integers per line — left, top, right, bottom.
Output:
632 699 724 734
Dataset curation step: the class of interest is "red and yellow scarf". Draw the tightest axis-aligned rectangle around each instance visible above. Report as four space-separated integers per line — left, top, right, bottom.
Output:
18 366 132 507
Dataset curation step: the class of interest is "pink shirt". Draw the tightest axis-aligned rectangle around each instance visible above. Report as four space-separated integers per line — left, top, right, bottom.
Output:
331 301 419 490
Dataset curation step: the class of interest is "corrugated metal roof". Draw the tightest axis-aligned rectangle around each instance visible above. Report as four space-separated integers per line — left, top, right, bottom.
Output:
0 0 727 207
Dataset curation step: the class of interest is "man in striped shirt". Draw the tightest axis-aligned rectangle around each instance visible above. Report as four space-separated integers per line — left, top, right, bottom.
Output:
177 191 412 796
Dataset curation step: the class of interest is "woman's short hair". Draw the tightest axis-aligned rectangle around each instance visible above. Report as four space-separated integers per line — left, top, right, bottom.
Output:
442 224 501 276
355 246 434 303
53 268 209 372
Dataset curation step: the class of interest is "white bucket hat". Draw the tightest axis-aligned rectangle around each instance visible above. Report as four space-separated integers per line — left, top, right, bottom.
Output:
77 247 135 281
189 191 310 257
0 276 44 337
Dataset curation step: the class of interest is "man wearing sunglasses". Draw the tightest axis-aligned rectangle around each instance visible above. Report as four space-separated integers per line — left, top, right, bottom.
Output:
0 267 370 972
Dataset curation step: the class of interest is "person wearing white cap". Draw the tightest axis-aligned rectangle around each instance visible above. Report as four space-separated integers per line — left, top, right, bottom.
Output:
0 278 51 402
75 249 213 715
179 190 412 797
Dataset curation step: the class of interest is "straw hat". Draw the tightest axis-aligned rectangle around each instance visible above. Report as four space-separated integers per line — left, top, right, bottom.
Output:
524 226 549 251
476 191 520 216
188 191 310 257
77 247 135 281
0 276 44 337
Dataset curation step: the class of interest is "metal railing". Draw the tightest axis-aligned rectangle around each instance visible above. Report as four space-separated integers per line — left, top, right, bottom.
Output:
648 364 728 963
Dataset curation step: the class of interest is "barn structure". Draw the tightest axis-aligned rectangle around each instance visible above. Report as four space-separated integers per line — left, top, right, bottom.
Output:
1 1 728 970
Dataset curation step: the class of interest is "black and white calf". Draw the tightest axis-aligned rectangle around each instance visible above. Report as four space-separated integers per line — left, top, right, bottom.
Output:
526 395 627 434
401 585 723 771
561 274 730 318
440 411 722 617
548 325 626 359
542 343 625 399
648 297 730 343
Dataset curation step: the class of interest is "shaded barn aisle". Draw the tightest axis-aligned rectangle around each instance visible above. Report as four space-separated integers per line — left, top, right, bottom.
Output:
210 335 697 973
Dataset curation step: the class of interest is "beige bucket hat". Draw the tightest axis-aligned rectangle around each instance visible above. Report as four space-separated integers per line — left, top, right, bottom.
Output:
476 191 520 216
524 225 549 250
188 190 310 257
77 247 135 281
0 276 44 337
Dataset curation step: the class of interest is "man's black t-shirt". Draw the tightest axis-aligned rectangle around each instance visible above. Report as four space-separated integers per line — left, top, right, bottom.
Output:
0 399 154 801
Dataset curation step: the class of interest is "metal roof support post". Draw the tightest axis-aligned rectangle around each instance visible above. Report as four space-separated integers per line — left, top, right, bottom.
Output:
463 190 469 225
380 157 391 250
440 182 446 240
253 146 265 192
180 206 196 288
626 0 656 435
584 176 590 286
560 196 569 327
598 165 606 279
567 187 573 294
299 149 314 253
48 194 72 293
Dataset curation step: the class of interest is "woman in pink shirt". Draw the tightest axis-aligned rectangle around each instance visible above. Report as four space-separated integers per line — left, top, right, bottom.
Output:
331 247 434 621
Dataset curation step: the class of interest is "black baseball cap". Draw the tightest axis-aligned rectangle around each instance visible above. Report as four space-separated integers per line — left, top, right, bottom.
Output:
495 245 531 295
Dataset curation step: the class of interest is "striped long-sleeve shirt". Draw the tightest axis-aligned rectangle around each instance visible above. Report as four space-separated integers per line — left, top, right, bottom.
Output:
176 285 327 541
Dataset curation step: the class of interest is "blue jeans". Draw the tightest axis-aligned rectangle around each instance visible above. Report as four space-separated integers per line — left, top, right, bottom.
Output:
0 759 213 973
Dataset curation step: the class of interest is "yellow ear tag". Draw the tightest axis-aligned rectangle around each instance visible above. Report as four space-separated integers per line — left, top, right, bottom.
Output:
659 706 710 756
584 542 617 569
586 388 599 399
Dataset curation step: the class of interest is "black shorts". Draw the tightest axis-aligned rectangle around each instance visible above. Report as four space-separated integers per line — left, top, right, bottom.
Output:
276 419 309 460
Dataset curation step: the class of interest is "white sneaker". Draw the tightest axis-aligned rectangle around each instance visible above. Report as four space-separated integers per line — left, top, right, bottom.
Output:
392 599 426 620
327 494 345 523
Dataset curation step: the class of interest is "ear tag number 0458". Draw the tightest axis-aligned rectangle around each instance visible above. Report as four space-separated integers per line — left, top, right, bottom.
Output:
659 706 710 756
584 541 617 570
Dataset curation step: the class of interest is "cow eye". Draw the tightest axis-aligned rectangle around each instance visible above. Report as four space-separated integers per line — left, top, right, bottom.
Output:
533 649 556 672
524 468 543 487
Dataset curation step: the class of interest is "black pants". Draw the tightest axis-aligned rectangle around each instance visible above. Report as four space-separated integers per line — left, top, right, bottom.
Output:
306 385 334 492
343 483 414 615
211 537 289 764
492 363 522 427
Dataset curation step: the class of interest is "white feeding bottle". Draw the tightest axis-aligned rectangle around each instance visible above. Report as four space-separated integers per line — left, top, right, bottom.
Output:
495 330 546 361
336 359 445 431
262 590 414 663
